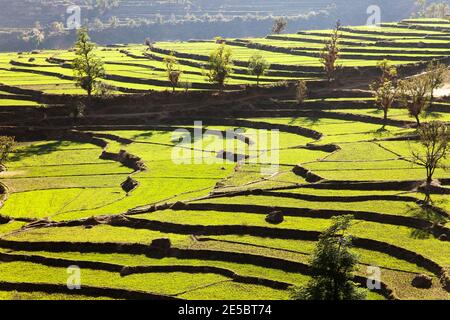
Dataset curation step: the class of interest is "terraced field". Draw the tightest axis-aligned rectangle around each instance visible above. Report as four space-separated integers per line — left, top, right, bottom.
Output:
0 18 449 300
0 18 449 102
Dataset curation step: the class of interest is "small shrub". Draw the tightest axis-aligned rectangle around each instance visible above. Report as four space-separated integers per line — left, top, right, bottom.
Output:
95 82 116 98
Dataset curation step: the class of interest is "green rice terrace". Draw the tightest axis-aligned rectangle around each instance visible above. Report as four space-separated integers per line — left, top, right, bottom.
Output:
0 18 449 300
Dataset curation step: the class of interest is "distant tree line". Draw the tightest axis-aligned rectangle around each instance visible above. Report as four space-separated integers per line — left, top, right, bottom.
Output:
9 12 331 52
412 0 450 18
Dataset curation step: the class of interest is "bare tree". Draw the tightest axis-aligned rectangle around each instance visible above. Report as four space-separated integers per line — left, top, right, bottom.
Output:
272 17 287 34
411 121 449 185
21 27 45 49
90 0 121 16
413 0 428 17
320 21 341 82
399 75 431 127
144 38 153 50
426 60 447 107
50 21 65 34
370 60 399 126
413 0 450 18
164 52 182 92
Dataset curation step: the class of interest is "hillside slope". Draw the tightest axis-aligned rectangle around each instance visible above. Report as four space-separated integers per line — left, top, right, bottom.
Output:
0 18 449 301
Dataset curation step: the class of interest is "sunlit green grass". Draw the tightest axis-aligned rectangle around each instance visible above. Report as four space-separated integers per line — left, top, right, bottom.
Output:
0 18 449 300
0 261 232 296
0 18 448 94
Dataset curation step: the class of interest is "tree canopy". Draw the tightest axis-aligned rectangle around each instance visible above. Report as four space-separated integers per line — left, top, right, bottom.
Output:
205 43 233 89
73 28 105 97
291 215 366 300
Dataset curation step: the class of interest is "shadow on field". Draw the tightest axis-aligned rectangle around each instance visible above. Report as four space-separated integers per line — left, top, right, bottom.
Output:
375 125 390 135
406 197 448 240
131 131 154 140
423 111 443 119
368 109 382 115
8 141 65 162
289 115 320 126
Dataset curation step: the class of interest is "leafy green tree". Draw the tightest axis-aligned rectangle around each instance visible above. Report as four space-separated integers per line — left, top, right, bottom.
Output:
377 59 398 83
0 137 15 170
248 54 270 87
370 60 399 125
411 121 449 185
72 28 105 98
205 43 233 90
291 215 366 300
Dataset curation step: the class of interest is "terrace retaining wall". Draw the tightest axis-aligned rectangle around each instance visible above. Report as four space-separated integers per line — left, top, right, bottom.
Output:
0 281 176 300
0 238 399 299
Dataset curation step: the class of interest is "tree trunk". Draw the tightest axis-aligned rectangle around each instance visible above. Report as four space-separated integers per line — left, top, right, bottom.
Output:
426 166 433 185
383 108 388 125
424 191 431 204
333 277 339 300
415 114 421 127
87 87 92 98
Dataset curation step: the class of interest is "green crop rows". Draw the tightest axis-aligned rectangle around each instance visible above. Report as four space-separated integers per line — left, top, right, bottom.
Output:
0 18 448 102
0 18 449 300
